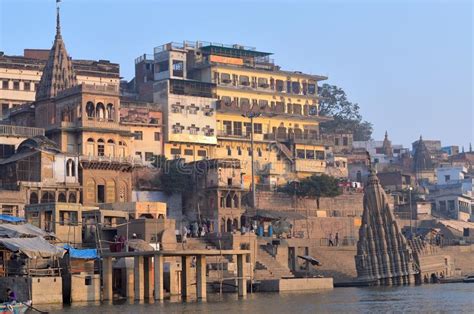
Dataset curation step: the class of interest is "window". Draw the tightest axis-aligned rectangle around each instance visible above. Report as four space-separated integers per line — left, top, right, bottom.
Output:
233 122 242 136
221 96 232 106
173 123 184 134
188 104 199 114
316 151 325 160
227 146 232 156
221 73 231 83
306 150 315 159
170 148 181 155
172 60 184 77
97 185 105 203
135 152 142 158
197 150 207 157
145 152 154 161
66 159 75 176
97 139 105 156
259 100 268 109
335 138 340 146
287 81 292 93
12 81 19 90
1 81 8 89
258 78 269 88
239 75 250 86
292 82 300 94
445 175 450 182
308 83 316 95
24 81 31 91
297 149 305 158
154 132 161 141
237 147 242 155
223 121 232 135
257 148 262 157
188 124 199 135
184 149 193 156
240 98 250 107
59 211 78 226
133 131 143 140
172 103 183 113
254 123 263 134
1 104 9 116
86 102 95 118
156 60 168 73
276 80 284 92
343 137 348 146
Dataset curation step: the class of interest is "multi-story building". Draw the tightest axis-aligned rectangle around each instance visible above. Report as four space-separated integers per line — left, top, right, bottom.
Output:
0 49 120 119
120 100 163 164
135 41 332 187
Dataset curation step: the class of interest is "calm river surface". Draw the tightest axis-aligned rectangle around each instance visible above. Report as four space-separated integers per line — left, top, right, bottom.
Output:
41 283 473 313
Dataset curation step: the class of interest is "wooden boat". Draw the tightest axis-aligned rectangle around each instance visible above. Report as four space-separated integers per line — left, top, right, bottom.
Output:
0 301 32 314
463 275 474 283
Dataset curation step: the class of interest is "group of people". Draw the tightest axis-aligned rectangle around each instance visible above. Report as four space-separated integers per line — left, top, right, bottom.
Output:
182 220 212 241
328 232 340 246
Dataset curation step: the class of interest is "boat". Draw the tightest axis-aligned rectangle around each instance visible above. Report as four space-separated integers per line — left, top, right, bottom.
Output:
0 301 32 314
463 275 474 283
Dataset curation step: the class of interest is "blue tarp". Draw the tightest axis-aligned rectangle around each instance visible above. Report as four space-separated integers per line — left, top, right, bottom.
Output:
64 245 98 259
0 215 25 223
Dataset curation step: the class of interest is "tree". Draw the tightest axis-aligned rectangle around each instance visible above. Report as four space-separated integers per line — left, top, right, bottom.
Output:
318 83 373 141
154 158 193 195
278 174 342 198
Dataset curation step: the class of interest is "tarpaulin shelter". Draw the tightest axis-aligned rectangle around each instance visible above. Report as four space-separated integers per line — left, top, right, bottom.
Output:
63 245 98 259
0 223 51 238
0 237 65 258
0 215 25 223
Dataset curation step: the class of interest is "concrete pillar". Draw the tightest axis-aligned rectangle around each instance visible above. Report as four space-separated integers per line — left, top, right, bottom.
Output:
134 256 144 300
181 256 192 298
196 255 207 300
102 257 113 301
237 254 247 297
144 257 154 299
154 254 164 300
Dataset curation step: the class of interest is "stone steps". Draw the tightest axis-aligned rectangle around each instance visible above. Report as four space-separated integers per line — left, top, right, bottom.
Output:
255 246 294 280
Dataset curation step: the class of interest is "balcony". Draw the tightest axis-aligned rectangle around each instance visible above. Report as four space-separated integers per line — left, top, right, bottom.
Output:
295 159 326 173
0 124 44 137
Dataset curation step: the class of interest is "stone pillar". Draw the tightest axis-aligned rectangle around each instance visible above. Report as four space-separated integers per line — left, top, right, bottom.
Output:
126 260 134 299
237 254 247 296
181 256 192 298
144 257 154 299
134 256 144 300
196 255 206 300
154 254 164 300
102 257 113 301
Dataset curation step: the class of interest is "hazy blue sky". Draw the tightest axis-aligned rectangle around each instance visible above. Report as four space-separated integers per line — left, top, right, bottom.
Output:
1 0 472 149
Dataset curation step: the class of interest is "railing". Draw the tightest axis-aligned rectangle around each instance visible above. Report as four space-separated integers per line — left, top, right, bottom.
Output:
134 54 154 64
0 124 44 137
216 129 251 139
79 155 143 164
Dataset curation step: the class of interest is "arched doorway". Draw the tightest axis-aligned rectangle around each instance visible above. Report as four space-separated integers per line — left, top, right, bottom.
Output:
58 192 67 203
226 218 232 233
29 192 38 204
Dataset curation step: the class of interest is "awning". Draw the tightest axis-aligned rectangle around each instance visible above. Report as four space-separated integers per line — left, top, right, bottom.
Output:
128 239 154 252
0 237 65 258
64 244 98 259
0 223 51 238
253 209 306 220
298 255 322 266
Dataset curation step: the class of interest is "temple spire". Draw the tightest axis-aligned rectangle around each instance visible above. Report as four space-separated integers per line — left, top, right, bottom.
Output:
56 1 61 37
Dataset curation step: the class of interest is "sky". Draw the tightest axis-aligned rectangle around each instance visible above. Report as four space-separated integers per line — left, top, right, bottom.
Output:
1 0 472 149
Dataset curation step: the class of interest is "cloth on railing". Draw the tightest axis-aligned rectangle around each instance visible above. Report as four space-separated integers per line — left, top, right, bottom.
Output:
0 223 51 238
64 244 98 259
0 237 65 258
0 215 25 223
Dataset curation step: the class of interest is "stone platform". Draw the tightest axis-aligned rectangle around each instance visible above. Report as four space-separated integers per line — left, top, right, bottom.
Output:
259 277 333 292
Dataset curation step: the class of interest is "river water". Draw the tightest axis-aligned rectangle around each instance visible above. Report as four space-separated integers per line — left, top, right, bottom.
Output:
41 283 473 313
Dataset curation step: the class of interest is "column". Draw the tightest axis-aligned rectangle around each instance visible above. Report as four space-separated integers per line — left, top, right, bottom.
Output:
196 255 207 300
134 256 144 300
144 257 154 299
181 256 192 298
102 257 113 301
126 261 134 299
154 254 164 300
237 254 247 297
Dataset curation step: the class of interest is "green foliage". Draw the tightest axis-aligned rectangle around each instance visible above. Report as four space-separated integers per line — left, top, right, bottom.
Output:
278 174 342 198
154 157 193 195
318 83 373 141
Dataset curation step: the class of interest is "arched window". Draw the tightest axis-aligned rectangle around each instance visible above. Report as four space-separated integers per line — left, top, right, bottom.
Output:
233 194 239 208
86 102 95 118
97 139 105 156
58 192 67 202
29 192 38 204
96 103 106 120
225 194 232 208
66 159 75 177
106 103 114 121
68 193 76 203
226 218 232 232
107 139 115 157
41 191 55 203
87 138 95 156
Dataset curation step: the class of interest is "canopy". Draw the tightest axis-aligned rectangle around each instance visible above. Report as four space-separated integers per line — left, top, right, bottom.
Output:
128 239 154 252
0 215 25 223
0 237 65 258
0 223 50 238
253 209 306 220
64 245 98 259
297 255 322 266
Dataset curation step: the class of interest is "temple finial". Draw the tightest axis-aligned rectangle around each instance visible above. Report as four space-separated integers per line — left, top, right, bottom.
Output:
56 0 61 36
384 130 388 139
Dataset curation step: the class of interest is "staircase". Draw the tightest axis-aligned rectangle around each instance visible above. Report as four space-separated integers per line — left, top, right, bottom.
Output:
274 141 294 162
255 245 294 280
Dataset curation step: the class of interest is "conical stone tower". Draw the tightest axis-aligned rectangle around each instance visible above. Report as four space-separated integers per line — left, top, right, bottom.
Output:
35 5 77 101
355 161 416 285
